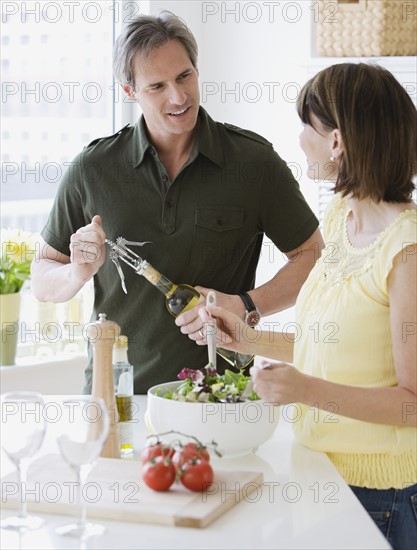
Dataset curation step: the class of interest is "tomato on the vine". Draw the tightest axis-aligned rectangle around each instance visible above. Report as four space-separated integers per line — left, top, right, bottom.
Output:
180 459 214 492
172 442 210 468
142 456 176 492
141 442 175 464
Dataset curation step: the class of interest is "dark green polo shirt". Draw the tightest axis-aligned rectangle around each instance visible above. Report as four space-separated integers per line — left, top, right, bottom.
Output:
42 107 318 393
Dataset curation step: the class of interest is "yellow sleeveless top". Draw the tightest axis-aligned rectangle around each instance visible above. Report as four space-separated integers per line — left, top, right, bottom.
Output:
293 195 417 489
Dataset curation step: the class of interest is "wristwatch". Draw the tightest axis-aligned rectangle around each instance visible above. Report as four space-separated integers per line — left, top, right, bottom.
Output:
239 292 261 327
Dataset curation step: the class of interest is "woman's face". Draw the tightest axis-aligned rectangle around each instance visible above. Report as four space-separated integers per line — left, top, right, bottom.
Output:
299 113 338 182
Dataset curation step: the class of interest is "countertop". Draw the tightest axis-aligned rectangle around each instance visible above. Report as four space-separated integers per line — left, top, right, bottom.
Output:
0 395 391 550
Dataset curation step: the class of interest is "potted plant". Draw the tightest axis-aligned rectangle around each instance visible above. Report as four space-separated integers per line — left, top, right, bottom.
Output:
0 228 36 365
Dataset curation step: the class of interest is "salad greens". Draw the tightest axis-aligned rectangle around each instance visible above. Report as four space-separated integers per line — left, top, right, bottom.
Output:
156 364 259 403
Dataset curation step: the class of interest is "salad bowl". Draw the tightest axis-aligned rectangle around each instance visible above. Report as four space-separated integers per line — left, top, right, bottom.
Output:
146 380 280 458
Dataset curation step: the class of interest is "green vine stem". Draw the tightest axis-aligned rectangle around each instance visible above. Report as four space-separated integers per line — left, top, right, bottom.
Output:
145 430 222 457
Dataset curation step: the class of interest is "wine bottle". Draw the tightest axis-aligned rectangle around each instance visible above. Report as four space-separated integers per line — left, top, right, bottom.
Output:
141 263 200 317
106 238 254 370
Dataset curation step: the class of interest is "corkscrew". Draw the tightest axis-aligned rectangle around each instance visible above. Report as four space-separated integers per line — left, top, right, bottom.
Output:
106 238 151 294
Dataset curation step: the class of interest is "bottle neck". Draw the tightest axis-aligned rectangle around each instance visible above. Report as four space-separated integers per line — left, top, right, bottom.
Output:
141 262 176 297
113 347 129 364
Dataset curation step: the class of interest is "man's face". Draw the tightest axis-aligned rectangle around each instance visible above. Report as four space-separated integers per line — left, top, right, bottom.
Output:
126 39 200 144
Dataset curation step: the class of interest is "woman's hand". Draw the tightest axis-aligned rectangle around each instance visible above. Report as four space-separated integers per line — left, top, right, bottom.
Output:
195 305 256 356
250 360 309 405
175 287 245 345
179 296 295 363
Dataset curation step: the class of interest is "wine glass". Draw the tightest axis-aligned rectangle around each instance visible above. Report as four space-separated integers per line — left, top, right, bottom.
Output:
0 391 47 530
55 396 109 539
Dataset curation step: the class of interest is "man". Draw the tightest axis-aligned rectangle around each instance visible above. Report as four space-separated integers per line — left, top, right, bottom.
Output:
31 12 324 393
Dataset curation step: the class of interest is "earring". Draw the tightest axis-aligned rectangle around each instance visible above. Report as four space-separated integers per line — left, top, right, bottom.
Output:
330 156 335 162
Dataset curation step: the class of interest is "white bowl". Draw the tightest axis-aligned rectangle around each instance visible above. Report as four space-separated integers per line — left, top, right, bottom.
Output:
146 381 280 458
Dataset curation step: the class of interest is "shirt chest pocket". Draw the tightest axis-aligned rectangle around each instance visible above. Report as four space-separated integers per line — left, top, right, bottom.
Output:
190 207 245 273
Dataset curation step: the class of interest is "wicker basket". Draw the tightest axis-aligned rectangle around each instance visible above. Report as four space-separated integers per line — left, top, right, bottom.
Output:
315 0 417 57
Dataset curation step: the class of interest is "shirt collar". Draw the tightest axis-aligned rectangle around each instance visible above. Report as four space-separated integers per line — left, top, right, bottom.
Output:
131 116 152 167
131 106 224 168
196 107 224 167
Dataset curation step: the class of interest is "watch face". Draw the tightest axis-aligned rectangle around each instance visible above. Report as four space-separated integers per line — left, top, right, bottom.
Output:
245 310 261 327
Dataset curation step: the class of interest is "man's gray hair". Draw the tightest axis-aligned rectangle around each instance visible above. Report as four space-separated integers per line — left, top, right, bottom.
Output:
113 11 198 85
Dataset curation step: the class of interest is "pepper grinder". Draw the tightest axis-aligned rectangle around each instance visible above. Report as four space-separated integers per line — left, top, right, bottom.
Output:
87 312 121 459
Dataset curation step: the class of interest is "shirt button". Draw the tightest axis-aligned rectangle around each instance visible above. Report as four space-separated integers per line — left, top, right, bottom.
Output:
150 148 156 155
162 175 168 182
216 216 224 225
166 199 173 208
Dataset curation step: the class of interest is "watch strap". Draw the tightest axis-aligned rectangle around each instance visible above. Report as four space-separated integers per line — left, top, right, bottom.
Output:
239 292 257 314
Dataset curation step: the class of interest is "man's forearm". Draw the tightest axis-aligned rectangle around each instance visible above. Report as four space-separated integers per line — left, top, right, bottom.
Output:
249 228 324 316
251 247 320 316
31 258 90 303
214 237 322 323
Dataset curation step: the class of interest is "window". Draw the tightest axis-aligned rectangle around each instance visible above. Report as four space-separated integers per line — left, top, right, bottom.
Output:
1 1 122 232
0 1 145 364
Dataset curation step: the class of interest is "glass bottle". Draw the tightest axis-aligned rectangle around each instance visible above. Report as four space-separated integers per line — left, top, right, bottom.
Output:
106 238 254 370
112 335 134 457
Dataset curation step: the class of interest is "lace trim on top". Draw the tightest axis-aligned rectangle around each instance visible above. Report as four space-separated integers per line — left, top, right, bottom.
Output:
343 206 416 253
319 198 416 284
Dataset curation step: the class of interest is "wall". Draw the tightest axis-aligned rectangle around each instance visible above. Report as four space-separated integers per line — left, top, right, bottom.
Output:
149 0 317 329
149 0 315 198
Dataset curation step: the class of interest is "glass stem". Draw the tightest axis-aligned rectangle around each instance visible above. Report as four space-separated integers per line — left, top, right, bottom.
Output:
77 465 90 531
18 460 28 519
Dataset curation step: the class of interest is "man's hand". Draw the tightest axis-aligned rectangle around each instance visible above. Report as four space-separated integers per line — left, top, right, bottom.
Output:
69 215 106 283
175 286 246 343
31 214 106 303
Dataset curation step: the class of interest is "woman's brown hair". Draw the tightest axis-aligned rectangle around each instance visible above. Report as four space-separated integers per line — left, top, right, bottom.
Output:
297 63 417 202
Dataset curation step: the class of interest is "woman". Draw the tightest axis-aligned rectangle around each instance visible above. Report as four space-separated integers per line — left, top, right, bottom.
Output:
192 64 417 549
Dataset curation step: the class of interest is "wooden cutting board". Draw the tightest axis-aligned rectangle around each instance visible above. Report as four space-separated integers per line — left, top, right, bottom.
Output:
1 454 263 528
